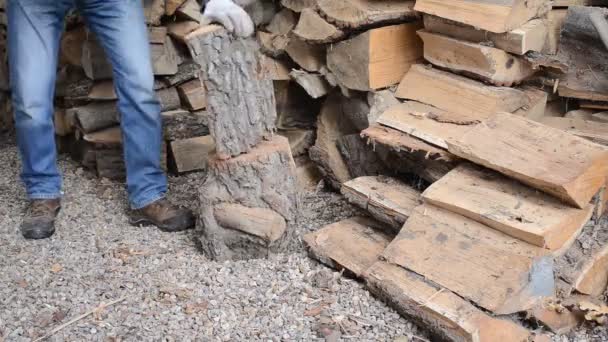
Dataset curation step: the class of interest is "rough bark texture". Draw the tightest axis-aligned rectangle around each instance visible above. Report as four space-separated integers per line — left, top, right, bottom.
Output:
197 136 300 261
187 26 277 159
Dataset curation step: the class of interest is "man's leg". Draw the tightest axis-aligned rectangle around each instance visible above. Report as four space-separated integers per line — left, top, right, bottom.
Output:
76 0 194 231
7 0 73 239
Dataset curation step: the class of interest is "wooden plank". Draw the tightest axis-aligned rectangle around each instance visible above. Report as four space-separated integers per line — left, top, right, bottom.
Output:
422 163 594 250
539 117 608 146
341 176 421 231
365 261 532 342
423 15 548 55
383 204 553 314
418 30 536 86
167 20 200 44
376 102 476 149
169 135 215 173
303 217 393 278
447 112 608 208
327 23 423 91
414 0 550 33
396 65 527 119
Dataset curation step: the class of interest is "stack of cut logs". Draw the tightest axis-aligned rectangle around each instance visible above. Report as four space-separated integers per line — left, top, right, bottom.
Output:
275 0 608 340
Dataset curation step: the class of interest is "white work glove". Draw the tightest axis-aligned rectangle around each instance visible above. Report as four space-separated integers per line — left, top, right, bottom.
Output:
201 0 255 37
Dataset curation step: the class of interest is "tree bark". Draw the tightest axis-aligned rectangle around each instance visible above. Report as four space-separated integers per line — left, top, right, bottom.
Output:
187 25 277 159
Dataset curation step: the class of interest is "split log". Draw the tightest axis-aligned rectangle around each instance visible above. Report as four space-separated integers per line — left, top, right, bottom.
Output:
316 0 417 29
266 8 297 36
280 0 315 13
167 21 200 44
292 8 344 44
555 221 608 297
177 78 207 110
418 30 536 86
447 112 608 209
513 86 549 121
161 59 200 87
422 163 594 251
285 37 326 72
365 262 533 342
166 0 187 16
361 124 459 183
396 65 527 119
376 102 476 150
308 92 358 189
289 70 332 99
197 135 299 261
169 135 215 174
187 25 276 159
528 300 581 334
144 0 165 25
341 176 420 231
156 87 181 112
414 0 550 34
539 117 608 146
162 109 209 141
54 109 73 137
337 134 387 179
423 15 548 55
303 217 394 278
383 204 553 315
69 102 119 133
150 35 180 76
176 0 201 22
327 23 423 91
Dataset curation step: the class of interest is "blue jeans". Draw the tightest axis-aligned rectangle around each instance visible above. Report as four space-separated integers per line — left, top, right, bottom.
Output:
7 0 167 209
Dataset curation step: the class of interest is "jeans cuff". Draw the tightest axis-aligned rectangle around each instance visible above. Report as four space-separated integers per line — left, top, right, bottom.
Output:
29 193 62 200
131 191 165 210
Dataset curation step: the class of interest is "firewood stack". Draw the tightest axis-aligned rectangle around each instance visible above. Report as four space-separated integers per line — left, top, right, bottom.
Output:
287 0 608 340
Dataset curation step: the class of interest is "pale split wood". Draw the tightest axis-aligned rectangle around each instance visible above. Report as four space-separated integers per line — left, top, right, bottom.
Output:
418 30 536 86
169 135 215 173
396 65 527 119
414 0 550 34
422 163 594 251
341 176 421 231
376 102 476 150
383 204 553 314
327 23 423 91
303 216 393 278
423 15 549 55
364 261 533 342
447 112 608 209
316 0 417 29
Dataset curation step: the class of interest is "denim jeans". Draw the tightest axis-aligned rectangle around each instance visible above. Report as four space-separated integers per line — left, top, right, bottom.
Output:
7 0 167 209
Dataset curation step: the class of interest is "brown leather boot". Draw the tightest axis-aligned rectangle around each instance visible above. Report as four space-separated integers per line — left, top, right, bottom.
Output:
21 199 61 240
129 198 195 232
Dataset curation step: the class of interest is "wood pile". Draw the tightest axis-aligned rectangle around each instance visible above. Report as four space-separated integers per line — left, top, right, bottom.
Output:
0 1 9 133
287 0 608 340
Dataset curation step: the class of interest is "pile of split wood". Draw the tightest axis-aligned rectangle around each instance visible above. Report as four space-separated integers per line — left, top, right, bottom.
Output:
276 0 608 340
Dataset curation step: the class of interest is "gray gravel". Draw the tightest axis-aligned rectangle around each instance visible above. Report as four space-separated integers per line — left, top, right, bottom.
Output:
0 137 426 342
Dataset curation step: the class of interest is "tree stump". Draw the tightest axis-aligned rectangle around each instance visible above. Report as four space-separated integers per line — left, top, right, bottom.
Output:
197 135 299 261
186 25 277 159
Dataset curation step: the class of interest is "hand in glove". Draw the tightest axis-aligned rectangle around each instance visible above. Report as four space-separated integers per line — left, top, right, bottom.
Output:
201 0 255 37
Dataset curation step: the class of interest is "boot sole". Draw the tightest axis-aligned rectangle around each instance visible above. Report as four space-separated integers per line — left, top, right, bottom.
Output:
130 216 195 232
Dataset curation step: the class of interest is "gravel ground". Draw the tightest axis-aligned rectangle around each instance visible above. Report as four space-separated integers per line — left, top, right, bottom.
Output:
0 135 426 342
